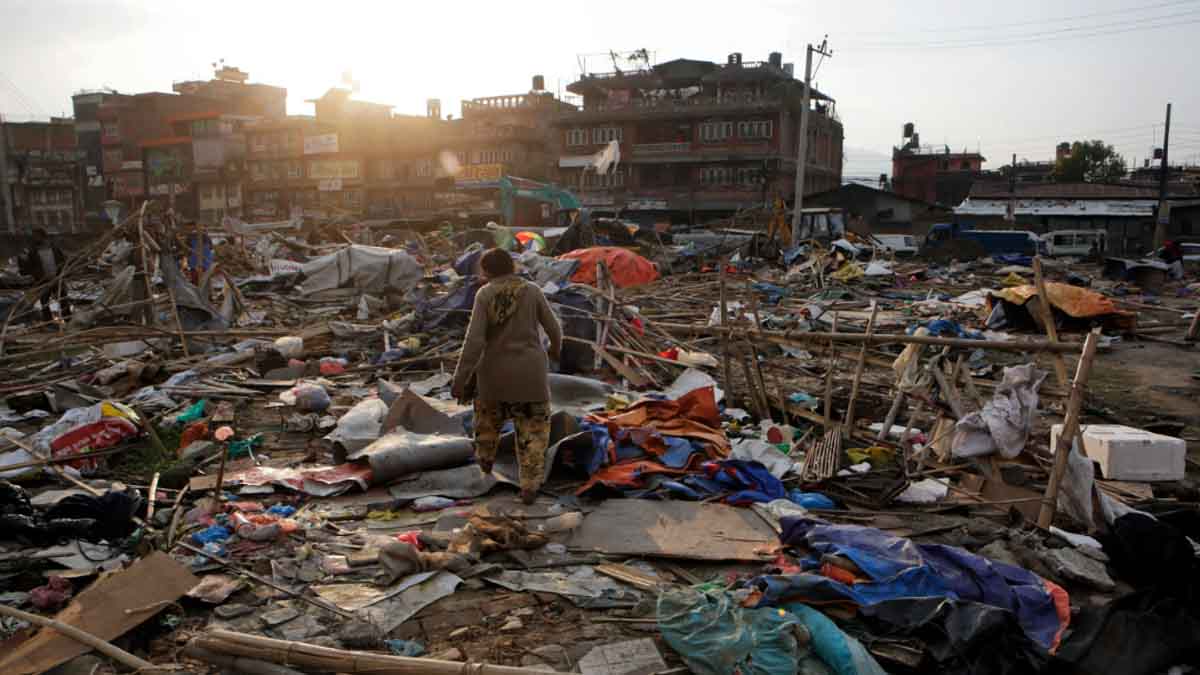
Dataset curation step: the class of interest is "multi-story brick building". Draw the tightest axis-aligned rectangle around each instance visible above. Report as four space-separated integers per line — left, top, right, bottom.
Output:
0 118 85 233
242 83 575 223
71 66 285 224
552 52 843 223
891 124 985 207
140 112 258 223
243 88 446 221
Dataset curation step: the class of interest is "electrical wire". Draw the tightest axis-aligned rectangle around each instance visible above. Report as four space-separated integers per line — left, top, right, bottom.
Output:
843 13 1200 50
847 0 1199 35
845 6 1200 47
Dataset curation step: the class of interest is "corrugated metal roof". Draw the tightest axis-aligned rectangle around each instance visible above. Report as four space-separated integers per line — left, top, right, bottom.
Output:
955 198 1156 217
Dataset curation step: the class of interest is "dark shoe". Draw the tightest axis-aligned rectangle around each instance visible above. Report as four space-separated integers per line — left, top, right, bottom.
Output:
519 487 537 505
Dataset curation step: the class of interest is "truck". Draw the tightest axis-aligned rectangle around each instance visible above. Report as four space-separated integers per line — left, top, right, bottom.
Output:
921 223 1046 261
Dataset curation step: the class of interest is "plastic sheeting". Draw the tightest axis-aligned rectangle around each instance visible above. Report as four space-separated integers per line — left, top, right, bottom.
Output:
559 247 659 288
350 432 475 485
766 517 1069 652
991 281 1125 319
657 587 825 675
299 245 422 296
952 364 1045 459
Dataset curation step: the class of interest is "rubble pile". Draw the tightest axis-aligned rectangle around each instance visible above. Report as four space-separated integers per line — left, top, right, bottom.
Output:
1 209 1199 675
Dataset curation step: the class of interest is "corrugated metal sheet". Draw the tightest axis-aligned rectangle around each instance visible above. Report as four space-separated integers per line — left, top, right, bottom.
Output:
955 198 1156 217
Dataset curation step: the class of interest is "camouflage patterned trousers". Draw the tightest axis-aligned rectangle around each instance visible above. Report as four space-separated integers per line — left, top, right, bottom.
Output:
472 400 551 491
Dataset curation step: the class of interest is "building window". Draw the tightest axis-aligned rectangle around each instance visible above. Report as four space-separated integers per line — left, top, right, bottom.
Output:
456 151 469 167
416 160 433 177
700 122 733 143
287 161 304 179
251 134 266 152
582 169 625 188
592 127 622 144
735 167 760 185
700 167 733 185
250 162 267 181
344 190 362 207
737 120 772 139
502 150 514 162
567 129 588 146
102 122 119 138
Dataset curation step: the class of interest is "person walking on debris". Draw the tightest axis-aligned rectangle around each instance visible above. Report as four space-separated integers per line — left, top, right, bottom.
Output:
19 228 70 323
452 248 562 504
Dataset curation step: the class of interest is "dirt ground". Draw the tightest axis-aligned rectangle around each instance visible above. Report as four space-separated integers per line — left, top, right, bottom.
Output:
1079 340 1200 452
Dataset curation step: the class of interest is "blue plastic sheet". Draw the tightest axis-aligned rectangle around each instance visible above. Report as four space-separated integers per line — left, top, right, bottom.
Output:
760 517 1065 650
915 319 984 340
788 491 837 510
191 524 231 545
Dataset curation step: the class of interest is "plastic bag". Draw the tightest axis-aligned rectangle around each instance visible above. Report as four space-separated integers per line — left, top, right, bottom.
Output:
273 336 304 359
174 399 208 425
657 587 809 675
291 384 331 413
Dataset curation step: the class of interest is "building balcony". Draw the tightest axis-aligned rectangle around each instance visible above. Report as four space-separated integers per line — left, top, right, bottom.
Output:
632 142 691 155
247 146 301 160
559 96 802 124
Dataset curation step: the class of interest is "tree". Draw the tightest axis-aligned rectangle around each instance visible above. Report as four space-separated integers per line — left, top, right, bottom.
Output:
1053 140 1127 182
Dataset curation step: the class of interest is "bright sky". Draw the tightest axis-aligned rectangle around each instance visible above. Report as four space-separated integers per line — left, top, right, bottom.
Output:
3 0 1200 180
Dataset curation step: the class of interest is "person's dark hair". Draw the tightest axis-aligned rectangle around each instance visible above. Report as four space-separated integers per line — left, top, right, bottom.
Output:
479 248 515 278
32 228 48 241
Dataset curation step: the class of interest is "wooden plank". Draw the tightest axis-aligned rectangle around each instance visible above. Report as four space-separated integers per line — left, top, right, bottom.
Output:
567 499 777 561
0 551 198 675
1033 257 1070 387
1038 329 1101 528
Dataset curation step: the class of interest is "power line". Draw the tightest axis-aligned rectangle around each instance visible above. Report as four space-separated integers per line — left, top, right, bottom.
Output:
846 0 1198 35
843 13 1200 50
844 6 1200 46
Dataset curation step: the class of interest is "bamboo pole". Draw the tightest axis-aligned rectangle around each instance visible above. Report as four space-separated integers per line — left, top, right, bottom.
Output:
194 629 562 675
1033 257 1069 387
184 644 307 675
823 312 838 427
0 604 159 673
1037 328 1101 528
1187 305 1200 341
718 257 735 402
843 301 879 433
655 322 1082 353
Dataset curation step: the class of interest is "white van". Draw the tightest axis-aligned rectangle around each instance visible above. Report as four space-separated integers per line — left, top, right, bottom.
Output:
871 234 919 257
1043 230 1106 257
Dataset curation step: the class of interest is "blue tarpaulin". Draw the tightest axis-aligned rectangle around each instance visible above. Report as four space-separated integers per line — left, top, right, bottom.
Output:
757 517 1067 651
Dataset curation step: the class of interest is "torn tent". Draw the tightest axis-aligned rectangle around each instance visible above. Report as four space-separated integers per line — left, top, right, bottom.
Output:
558 246 660 288
298 245 422 296
987 281 1136 332
572 386 730 494
753 517 1069 653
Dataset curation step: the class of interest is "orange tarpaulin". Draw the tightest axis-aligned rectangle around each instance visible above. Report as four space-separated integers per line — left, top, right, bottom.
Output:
560 246 659 288
577 386 729 494
993 282 1123 319
990 282 1136 331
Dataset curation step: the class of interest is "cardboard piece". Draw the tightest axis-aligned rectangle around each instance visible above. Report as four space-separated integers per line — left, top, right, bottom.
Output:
0 551 198 675
567 499 777 561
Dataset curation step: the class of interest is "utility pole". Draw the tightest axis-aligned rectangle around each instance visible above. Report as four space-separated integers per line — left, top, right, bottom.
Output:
1007 153 1017 223
1152 102 1172 250
790 38 832 244
0 116 13 232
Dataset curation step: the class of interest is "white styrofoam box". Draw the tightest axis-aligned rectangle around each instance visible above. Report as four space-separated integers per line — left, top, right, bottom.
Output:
1050 424 1186 482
